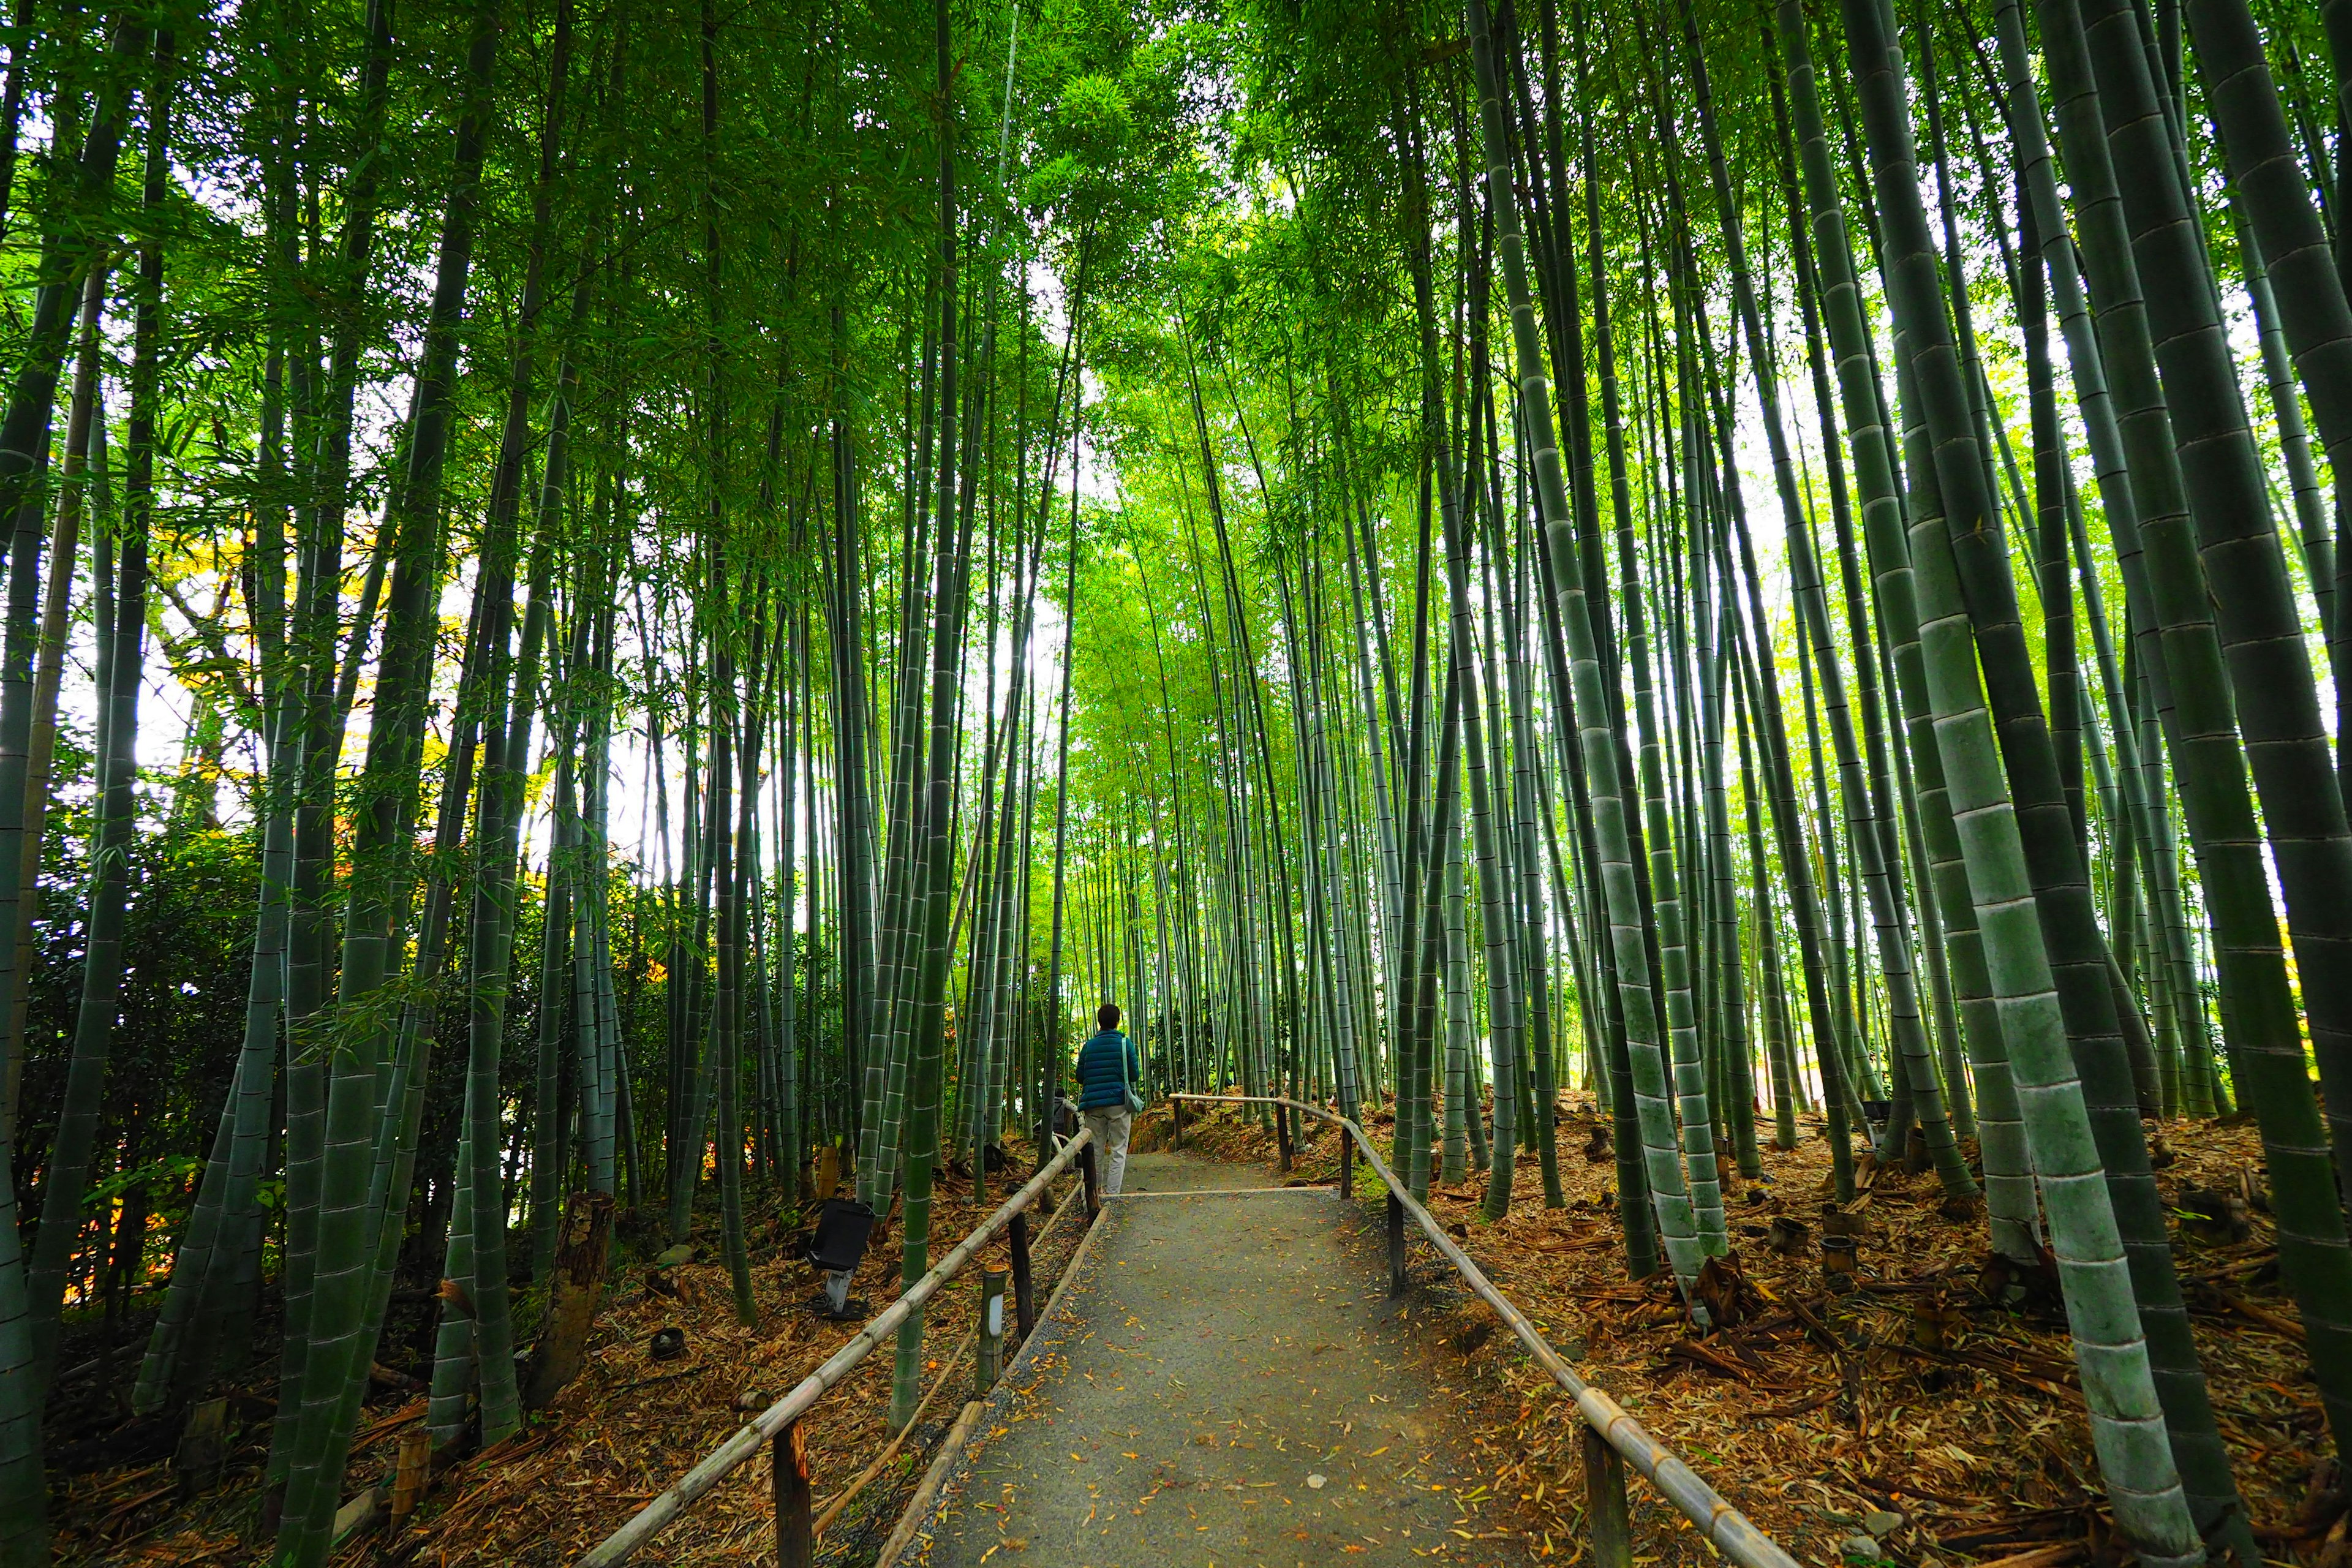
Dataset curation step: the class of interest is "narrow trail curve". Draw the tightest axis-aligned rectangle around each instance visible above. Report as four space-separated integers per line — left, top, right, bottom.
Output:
911 1151 1534 1567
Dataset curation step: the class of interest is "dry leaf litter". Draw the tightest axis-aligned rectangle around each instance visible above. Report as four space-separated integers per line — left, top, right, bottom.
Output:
39 1102 2335 1568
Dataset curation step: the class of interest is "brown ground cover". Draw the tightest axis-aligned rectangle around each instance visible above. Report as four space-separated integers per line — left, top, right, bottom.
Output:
50 1161 1092 1567
45 1098 2328 1568
1159 1096 2329 1568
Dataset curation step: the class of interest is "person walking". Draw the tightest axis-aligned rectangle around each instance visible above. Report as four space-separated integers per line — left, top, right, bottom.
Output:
1072 1004 1144 1197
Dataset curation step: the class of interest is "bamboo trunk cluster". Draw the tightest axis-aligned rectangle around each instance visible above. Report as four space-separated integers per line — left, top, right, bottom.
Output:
0 0 2348 1563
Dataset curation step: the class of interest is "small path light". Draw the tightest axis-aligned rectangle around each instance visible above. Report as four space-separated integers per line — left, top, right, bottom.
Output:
976 1268 1008 1396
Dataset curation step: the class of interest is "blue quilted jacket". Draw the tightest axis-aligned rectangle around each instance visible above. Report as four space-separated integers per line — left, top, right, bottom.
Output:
1072 1030 1142 1112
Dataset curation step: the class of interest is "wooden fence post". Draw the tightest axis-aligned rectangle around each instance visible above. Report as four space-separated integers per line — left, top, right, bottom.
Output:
1276 1102 1293 1172
1008 1208 1036 1337
1580 1423 1632 1568
1081 1142 1101 1219
1339 1127 1354 1200
774 1419 812 1568
1172 1096 1184 1148
1386 1191 1407 1297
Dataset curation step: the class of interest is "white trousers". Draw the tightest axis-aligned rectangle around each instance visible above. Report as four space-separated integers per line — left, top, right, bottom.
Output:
1082 1106 1133 1196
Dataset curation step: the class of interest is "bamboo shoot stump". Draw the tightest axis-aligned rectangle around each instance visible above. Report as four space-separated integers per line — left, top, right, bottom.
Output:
526 1191 614 1409
388 1427 431 1534
172 1397 228 1498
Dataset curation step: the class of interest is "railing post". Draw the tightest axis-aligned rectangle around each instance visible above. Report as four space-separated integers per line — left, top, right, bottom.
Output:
1172 1095 1184 1148
1386 1191 1407 1297
1008 1208 1036 1337
1081 1140 1101 1219
1276 1102 1294 1172
1580 1423 1632 1568
774 1418 812 1568
1340 1130 1354 1201
976 1268 1008 1396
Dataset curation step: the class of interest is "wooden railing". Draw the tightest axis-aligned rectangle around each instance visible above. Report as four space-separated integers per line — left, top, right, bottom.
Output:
575 1127 1099 1567
1170 1092 1801 1568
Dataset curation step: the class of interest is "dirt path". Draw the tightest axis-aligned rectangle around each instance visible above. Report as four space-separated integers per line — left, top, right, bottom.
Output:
1114 1149 1285 1193
911 1151 1531 1567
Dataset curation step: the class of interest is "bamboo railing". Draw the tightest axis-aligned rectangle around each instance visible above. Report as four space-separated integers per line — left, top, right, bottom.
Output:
1170 1092 1802 1568
574 1126 1098 1567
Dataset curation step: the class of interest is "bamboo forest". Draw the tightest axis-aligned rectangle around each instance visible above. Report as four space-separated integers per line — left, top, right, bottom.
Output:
9 0 2352 1559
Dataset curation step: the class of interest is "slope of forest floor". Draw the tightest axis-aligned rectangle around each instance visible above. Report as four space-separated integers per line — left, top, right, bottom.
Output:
50 1159 1095 1567
1161 1097 2329 1568
45 1100 2327 1568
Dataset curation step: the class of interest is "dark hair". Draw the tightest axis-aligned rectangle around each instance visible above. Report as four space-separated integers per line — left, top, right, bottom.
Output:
1097 1003 1121 1030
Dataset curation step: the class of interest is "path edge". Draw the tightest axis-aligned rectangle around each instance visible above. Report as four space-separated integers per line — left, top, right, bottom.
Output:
870 1189 1129 1562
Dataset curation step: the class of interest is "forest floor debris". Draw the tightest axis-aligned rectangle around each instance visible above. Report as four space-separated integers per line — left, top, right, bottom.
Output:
1156 1098 2331 1568
49 1161 1091 1567
43 1102 2331 1568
